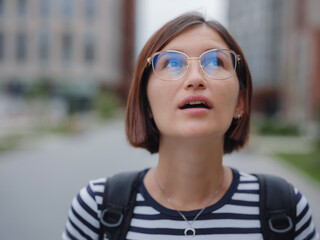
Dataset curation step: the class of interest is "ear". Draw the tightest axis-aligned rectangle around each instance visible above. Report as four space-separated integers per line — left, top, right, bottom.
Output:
233 90 245 119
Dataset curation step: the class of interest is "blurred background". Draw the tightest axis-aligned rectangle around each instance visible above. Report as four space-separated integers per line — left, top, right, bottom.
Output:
0 0 319 239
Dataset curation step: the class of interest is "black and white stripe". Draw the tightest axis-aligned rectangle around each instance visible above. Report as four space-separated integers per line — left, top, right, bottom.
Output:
62 170 319 240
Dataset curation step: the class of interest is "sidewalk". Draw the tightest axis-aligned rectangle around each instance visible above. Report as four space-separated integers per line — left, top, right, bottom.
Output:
247 134 315 154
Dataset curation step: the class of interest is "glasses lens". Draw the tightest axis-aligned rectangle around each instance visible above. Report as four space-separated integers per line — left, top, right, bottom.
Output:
201 50 236 79
152 51 187 80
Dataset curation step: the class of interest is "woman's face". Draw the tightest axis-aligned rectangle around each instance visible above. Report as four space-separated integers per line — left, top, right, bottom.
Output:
147 25 244 141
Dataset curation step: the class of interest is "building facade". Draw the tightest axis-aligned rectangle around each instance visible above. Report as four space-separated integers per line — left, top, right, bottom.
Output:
228 0 285 116
228 0 320 125
0 0 135 98
282 0 320 123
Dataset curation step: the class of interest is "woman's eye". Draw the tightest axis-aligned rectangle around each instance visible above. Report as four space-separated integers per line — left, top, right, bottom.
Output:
204 58 223 67
165 59 182 68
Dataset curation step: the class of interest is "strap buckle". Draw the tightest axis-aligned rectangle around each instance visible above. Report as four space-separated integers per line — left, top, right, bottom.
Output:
100 208 124 228
268 211 293 233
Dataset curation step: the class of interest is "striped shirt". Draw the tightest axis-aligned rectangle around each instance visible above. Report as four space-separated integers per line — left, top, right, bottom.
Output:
63 169 319 240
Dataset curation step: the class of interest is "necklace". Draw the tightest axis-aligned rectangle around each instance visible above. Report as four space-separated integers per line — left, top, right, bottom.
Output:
153 168 224 236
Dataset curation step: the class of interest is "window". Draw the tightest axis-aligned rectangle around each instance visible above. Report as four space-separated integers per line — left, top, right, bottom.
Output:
84 35 95 63
85 0 97 19
0 32 4 60
39 0 50 18
62 33 72 62
16 32 27 62
17 0 27 17
61 0 74 20
38 32 50 61
0 0 4 16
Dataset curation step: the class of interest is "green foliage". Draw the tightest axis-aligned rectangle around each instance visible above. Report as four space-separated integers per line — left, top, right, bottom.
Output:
25 78 53 99
277 150 320 183
255 117 300 136
0 118 83 155
316 110 320 150
93 89 120 119
0 136 19 153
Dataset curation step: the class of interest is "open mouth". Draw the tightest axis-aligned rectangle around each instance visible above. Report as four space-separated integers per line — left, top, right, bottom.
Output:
180 101 210 110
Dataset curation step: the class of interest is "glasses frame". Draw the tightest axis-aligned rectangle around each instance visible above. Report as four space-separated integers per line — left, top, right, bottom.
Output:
146 49 241 81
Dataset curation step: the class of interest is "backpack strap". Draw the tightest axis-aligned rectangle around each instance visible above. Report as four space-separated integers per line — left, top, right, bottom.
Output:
99 170 143 240
255 174 296 240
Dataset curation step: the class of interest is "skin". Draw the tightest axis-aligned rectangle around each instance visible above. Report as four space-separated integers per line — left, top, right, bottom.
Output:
144 25 245 211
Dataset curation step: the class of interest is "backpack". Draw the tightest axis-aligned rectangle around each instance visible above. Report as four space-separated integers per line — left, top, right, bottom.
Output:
99 170 296 240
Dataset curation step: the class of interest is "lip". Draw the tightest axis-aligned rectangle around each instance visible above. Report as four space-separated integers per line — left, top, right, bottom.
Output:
178 95 213 111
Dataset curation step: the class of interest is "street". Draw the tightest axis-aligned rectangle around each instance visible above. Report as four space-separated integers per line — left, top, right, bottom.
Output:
0 119 319 240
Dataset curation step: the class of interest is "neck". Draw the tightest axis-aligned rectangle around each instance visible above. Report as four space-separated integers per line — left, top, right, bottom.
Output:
153 136 227 210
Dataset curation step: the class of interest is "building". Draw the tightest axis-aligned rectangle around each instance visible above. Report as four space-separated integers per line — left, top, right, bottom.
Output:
281 0 320 124
228 0 285 116
228 0 320 126
0 0 135 99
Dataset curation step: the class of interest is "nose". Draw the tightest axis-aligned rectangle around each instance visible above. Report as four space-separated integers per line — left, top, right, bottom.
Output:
183 60 207 90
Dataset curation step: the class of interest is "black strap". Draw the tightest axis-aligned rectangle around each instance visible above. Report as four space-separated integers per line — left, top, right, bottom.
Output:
99 171 296 240
255 174 296 240
99 170 142 240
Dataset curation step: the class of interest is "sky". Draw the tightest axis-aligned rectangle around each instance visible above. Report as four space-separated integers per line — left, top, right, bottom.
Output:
135 0 229 58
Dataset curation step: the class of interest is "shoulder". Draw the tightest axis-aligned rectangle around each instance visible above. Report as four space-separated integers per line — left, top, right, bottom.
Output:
78 178 107 217
62 178 106 240
86 178 107 200
69 177 107 218
236 171 319 240
294 188 319 240
236 171 260 191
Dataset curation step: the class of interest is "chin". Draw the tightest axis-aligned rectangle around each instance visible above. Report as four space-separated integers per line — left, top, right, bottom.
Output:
176 125 225 140
157 120 229 140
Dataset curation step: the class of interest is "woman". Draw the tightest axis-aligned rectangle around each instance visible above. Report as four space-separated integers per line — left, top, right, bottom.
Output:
63 13 318 240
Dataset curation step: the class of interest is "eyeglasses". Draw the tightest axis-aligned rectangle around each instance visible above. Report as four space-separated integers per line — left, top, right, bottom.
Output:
146 49 240 81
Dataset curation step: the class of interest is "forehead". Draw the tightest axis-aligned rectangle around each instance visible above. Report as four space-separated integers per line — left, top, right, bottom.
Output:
162 25 229 55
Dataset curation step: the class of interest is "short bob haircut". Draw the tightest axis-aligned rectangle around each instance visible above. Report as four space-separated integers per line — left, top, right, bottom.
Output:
125 12 252 154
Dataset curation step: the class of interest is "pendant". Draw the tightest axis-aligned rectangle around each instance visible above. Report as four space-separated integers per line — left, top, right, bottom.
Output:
184 227 196 236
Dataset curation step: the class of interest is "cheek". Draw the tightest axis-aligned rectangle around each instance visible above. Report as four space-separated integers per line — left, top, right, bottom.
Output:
147 78 181 135
147 78 171 118
147 81 159 116
213 81 240 115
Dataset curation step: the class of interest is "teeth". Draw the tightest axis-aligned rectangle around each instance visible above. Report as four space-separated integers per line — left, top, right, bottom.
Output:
180 100 209 109
188 101 206 105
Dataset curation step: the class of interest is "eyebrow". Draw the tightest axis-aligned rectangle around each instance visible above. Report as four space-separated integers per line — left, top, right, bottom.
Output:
163 47 226 55
203 47 223 51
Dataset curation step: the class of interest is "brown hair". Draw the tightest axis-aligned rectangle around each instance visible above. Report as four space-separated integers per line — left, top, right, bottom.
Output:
125 12 252 154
